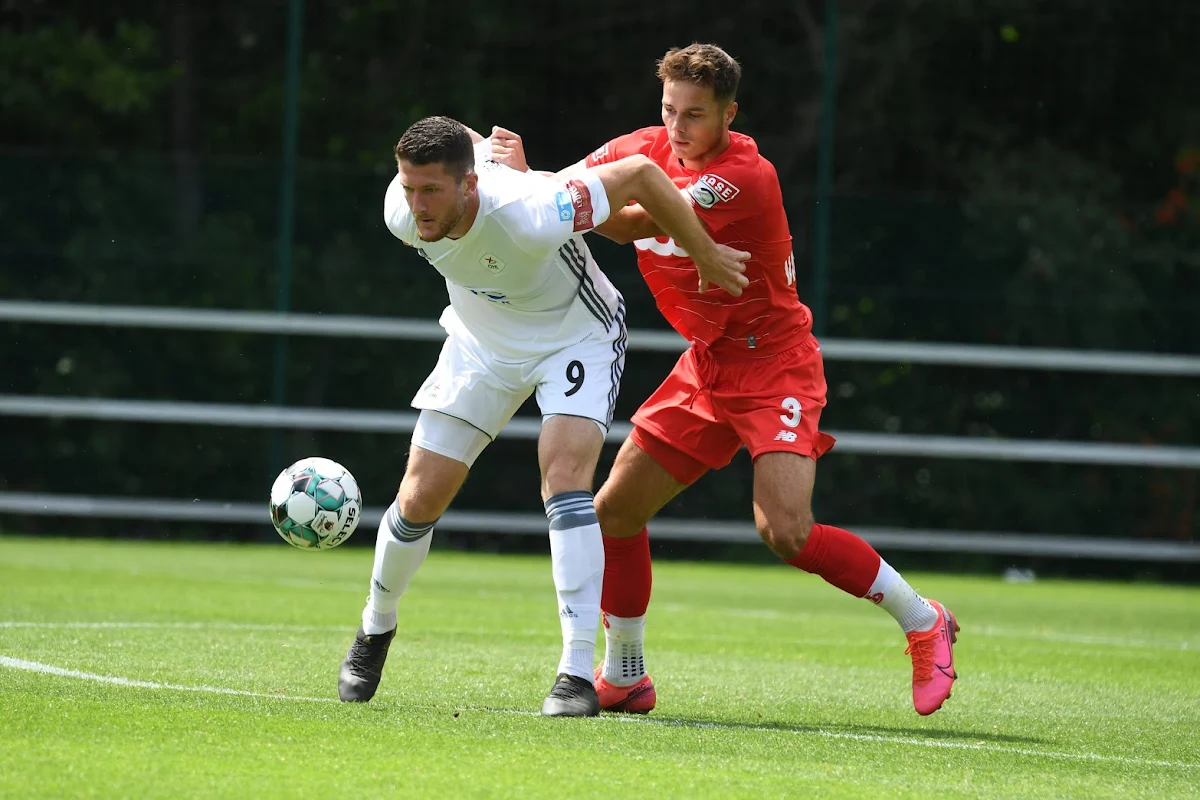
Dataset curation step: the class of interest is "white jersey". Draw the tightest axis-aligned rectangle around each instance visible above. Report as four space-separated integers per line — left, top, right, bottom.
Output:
384 141 622 360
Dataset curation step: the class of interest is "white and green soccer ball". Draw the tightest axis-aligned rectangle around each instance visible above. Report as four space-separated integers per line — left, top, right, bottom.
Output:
269 457 362 550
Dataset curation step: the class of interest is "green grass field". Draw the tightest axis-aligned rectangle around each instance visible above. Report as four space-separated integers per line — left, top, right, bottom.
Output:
1 535 1197 799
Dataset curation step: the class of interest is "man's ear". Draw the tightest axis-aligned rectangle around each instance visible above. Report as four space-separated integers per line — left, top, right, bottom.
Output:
724 100 739 129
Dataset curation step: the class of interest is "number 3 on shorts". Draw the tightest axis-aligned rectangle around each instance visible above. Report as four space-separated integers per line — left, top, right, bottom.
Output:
780 397 801 428
564 360 586 397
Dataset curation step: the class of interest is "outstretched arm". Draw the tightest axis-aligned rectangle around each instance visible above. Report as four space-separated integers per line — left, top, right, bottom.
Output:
588 155 749 296
488 127 731 277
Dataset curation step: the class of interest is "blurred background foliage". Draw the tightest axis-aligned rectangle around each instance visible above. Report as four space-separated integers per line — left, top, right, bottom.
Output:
1 0 1197 557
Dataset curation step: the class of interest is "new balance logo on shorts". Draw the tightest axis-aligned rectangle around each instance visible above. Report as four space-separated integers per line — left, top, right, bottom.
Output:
773 430 798 443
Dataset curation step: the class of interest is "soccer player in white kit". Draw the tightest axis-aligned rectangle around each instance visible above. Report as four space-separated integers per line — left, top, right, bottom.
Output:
337 116 750 716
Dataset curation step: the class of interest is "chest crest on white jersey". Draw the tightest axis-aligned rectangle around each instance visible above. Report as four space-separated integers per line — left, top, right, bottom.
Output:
479 253 506 274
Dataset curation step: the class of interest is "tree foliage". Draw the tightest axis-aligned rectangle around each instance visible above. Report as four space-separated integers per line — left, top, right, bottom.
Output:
1 0 1196 547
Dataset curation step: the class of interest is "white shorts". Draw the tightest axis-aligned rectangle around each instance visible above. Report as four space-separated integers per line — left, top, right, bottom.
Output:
411 317 628 443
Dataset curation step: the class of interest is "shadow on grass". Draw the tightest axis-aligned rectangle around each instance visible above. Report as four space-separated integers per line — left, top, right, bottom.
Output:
423 703 1047 748
605 714 1047 746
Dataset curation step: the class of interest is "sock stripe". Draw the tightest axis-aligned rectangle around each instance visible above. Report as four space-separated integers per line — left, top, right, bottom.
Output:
549 503 595 515
545 491 597 531
386 501 437 542
548 511 599 531
544 490 593 508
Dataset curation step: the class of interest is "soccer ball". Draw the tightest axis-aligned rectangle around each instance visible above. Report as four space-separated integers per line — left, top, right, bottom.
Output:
269 457 362 550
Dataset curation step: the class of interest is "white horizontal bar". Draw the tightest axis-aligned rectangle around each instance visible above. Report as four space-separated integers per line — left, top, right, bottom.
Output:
2 394 1198 468
3 299 1198 375
6 492 1197 562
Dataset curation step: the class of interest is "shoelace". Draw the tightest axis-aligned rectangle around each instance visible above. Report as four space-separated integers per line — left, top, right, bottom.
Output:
904 628 939 686
347 640 386 675
549 677 586 699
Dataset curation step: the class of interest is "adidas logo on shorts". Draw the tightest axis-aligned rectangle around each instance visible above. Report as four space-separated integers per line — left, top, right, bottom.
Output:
773 430 798 443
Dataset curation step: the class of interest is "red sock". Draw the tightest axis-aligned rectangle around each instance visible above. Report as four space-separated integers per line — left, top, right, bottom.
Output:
601 528 652 618
786 523 881 598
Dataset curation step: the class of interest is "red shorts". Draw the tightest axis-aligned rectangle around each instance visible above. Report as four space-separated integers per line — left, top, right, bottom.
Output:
630 336 837 485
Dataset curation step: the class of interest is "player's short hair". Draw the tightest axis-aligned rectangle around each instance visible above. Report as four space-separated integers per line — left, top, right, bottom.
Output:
393 116 474 182
656 43 741 105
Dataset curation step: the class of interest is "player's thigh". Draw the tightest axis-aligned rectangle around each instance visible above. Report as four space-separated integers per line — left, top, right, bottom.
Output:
537 414 605 499
629 347 743 475
718 337 837 466
397 426 476 523
593 434 691 539
532 328 627 433
751 451 817 560
411 332 531 439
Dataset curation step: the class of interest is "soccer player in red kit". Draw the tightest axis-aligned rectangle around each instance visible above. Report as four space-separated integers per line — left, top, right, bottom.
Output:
491 43 959 716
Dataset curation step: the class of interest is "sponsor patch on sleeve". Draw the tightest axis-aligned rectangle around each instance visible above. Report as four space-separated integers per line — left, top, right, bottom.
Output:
554 190 574 222
565 179 595 232
589 143 610 163
689 172 741 209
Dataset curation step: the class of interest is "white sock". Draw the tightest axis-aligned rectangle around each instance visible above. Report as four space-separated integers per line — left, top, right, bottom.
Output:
601 613 646 687
361 500 435 635
545 491 604 681
867 559 938 632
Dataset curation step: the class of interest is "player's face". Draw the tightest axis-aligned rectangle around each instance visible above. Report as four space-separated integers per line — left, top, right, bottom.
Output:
661 80 737 165
397 160 476 242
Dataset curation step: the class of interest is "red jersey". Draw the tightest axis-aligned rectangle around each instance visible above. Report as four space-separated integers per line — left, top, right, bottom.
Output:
586 127 811 357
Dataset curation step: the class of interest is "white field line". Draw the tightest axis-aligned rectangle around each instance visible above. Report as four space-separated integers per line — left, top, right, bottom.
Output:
2 653 1196 772
0 621 346 632
969 625 1194 651
0 655 334 702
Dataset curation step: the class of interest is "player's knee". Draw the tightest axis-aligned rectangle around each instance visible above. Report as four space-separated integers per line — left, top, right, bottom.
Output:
757 510 815 561
396 477 448 524
540 453 597 500
593 487 643 540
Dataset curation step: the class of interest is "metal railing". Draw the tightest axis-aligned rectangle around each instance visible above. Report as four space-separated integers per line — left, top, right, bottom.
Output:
4 299 1198 559
2 395 1198 468
4 299 1200 374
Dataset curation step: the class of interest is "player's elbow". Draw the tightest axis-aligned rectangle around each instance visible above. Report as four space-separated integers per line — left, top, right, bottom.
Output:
623 154 656 184
605 154 656 191
594 154 660 214
618 155 661 209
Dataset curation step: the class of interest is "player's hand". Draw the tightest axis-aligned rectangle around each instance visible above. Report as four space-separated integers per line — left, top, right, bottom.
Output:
490 126 529 172
696 244 751 297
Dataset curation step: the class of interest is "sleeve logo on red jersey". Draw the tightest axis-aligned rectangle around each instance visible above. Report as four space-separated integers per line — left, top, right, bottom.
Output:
590 143 610 163
565 178 595 232
689 173 741 209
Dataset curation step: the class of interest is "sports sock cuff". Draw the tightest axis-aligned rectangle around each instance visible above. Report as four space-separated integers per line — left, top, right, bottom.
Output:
544 490 597 531
603 528 649 553
787 523 880 598
787 523 828 571
387 500 437 542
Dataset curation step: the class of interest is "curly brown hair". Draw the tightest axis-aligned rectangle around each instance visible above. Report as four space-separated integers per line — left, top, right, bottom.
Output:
656 43 741 104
